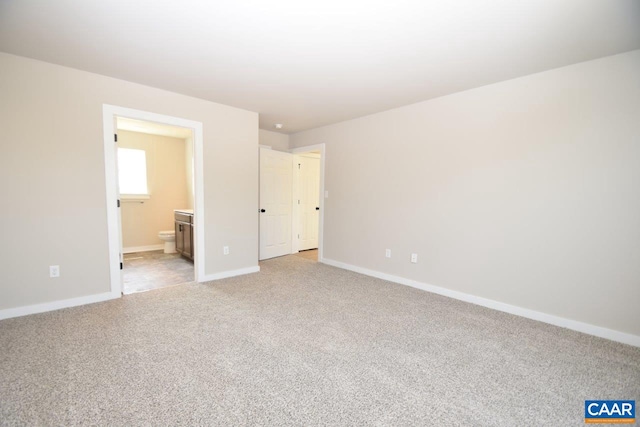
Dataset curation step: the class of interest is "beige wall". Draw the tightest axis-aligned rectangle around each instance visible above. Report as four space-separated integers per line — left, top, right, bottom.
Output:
118 130 189 249
0 52 258 310
185 136 194 210
259 129 289 151
290 50 640 337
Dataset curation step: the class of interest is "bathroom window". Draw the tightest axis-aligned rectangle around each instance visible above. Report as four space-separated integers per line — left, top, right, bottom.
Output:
117 148 149 197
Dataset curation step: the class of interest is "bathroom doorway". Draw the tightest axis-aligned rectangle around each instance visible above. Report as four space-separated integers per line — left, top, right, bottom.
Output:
116 118 195 293
103 105 205 297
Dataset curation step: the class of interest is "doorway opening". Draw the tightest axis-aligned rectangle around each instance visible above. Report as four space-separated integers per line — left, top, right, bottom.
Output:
103 105 205 298
117 118 195 293
258 143 325 263
292 151 321 262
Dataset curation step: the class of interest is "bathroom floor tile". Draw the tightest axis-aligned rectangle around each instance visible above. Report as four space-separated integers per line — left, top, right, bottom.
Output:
122 250 194 294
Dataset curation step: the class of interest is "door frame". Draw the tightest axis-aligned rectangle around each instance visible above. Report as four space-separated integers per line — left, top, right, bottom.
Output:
102 105 205 297
289 144 325 262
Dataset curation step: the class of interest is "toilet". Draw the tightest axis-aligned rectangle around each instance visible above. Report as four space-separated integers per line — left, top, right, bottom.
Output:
158 230 176 254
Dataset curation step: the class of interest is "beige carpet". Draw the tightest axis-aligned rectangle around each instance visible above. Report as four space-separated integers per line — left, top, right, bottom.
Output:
0 255 638 426
293 249 318 261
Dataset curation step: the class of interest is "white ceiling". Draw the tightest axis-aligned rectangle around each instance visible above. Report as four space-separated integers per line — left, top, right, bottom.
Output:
1 1 639 134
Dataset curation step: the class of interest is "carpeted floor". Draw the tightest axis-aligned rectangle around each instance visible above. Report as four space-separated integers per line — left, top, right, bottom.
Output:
293 249 318 261
0 255 638 426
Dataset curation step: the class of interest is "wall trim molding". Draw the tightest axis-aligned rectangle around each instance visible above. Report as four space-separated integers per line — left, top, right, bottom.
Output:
0 292 117 321
123 245 164 254
320 257 640 348
0 264 260 320
103 105 205 295
198 265 260 282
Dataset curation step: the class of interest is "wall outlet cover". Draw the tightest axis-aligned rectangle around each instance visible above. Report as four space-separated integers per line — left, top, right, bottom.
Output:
49 265 60 278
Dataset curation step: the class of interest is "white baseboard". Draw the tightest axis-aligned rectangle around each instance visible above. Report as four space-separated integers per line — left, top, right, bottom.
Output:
320 257 640 348
0 292 118 321
123 244 164 254
0 265 261 321
198 265 260 282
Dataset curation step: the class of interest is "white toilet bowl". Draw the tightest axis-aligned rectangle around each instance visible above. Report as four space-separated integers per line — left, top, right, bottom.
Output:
158 230 176 254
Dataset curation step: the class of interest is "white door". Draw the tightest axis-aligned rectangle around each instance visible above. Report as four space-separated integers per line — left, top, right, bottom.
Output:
259 148 293 260
114 120 124 293
297 155 320 251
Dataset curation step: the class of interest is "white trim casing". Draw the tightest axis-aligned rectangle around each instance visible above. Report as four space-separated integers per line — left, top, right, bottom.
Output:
290 154 298 254
320 257 640 348
0 292 117 321
199 266 260 282
0 265 260 320
103 105 206 295
290 144 326 261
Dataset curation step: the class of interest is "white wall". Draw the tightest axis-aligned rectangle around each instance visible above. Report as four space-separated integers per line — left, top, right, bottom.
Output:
118 130 189 250
290 50 640 338
259 129 289 151
0 52 258 312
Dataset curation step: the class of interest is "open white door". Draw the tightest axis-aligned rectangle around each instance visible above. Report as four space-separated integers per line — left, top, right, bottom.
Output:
259 148 293 260
297 155 320 251
114 119 124 293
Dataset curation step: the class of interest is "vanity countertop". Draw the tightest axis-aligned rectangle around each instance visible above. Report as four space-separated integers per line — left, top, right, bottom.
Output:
174 209 194 215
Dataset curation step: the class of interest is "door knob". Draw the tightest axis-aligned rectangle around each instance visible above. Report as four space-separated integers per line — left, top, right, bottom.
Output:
260 209 266 213
315 207 320 210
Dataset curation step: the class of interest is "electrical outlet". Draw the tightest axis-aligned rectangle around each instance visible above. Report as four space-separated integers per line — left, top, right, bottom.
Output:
223 246 230 255
385 249 391 258
410 253 418 264
49 265 60 278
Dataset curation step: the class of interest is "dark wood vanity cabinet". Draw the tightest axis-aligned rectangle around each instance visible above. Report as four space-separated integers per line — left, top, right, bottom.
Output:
175 211 193 260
